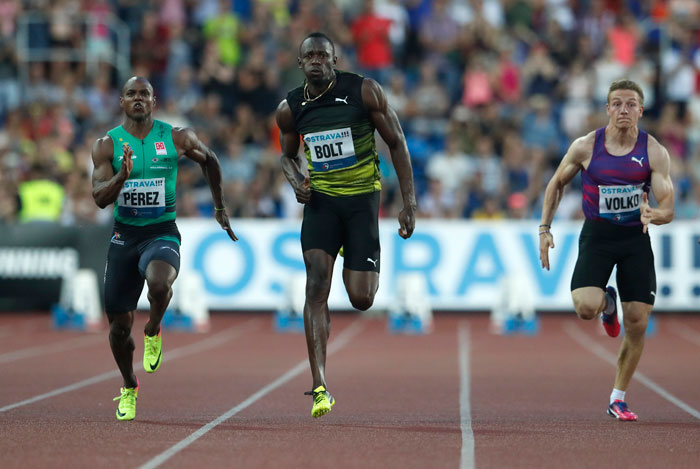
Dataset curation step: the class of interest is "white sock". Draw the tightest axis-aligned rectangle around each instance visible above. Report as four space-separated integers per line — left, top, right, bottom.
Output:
610 388 625 404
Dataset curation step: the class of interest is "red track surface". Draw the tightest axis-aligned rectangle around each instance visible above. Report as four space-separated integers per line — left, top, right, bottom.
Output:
1 313 699 468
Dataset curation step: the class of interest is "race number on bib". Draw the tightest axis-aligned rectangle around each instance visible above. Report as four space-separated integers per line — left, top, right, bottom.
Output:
304 127 357 172
118 178 165 218
599 184 644 223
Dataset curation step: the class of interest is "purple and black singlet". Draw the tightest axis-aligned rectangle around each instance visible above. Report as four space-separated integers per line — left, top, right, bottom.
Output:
581 127 651 226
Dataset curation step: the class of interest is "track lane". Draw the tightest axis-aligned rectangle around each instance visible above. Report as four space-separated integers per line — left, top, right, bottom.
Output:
2 314 699 469
469 316 700 468
157 316 464 469
0 316 260 411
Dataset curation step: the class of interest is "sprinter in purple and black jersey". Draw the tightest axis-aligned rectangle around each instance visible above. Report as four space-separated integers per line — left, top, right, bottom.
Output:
539 79 674 422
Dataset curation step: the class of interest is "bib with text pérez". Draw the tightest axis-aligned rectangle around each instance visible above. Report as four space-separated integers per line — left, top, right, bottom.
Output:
304 127 357 172
117 178 165 218
598 183 644 223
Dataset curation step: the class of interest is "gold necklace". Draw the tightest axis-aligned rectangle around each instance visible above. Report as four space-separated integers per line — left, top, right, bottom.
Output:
303 78 335 103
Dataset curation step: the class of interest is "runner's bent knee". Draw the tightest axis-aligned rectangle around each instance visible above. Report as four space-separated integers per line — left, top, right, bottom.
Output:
573 297 601 320
146 278 171 299
622 307 649 336
348 291 374 311
109 317 131 339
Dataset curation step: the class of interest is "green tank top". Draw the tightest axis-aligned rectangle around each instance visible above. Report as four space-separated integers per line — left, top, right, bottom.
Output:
107 120 178 226
286 70 381 196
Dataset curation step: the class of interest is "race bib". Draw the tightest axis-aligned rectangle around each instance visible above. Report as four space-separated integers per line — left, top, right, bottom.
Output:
304 127 357 172
118 178 165 218
599 184 644 223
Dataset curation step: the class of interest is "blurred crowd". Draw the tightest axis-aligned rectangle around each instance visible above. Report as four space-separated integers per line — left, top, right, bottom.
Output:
1 0 700 226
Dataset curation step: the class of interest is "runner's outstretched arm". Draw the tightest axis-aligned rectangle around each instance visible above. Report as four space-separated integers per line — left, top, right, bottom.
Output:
539 134 592 270
173 127 237 241
362 78 416 239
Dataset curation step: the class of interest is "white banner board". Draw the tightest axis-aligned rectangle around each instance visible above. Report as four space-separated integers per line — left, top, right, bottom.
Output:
138 219 700 312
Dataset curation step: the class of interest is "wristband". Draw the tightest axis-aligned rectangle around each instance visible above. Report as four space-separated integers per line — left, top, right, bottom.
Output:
539 230 550 235
539 224 550 228
214 207 226 211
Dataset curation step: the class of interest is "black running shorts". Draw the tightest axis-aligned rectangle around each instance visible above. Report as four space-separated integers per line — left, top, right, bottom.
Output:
571 219 656 305
103 221 181 317
301 190 381 272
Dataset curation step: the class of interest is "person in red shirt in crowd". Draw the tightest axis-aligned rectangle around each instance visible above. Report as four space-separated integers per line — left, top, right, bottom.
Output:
351 0 393 84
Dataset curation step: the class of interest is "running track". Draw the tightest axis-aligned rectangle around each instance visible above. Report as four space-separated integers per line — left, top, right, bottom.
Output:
1 313 699 468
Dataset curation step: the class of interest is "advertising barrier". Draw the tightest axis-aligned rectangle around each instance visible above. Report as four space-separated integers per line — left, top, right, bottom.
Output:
0 223 111 311
135 219 700 312
2 220 696 313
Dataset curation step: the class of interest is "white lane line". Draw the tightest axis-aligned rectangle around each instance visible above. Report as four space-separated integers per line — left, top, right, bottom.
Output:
564 321 700 420
459 322 475 469
0 319 261 413
0 335 104 364
139 320 365 469
669 321 700 347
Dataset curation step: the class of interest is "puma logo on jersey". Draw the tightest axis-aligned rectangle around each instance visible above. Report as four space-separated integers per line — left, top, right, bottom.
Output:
631 156 644 167
366 258 378 267
335 96 348 104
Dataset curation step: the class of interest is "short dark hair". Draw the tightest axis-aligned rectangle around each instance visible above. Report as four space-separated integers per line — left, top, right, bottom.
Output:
121 76 153 97
299 32 335 56
607 79 644 106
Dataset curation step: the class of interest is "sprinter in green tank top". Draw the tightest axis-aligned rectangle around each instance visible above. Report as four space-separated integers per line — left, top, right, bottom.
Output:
276 32 417 418
92 77 237 420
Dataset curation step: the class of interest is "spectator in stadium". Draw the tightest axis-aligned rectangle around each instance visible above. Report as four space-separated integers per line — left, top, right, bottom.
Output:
383 70 410 119
202 0 242 67
506 191 528 219
91 76 237 421
374 0 410 66
407 61 450 138
17 163 65 223
2 0 699 227
418 0 461 95
350 0 393 84
521 94 559 156
539 79 674 421
276 32 416 419
425 132 473 194
418 177 460 218
471 194 505 219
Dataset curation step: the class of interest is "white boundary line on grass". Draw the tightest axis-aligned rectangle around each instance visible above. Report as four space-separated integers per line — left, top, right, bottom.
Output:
0 319 261 413
458 322 475 469
564 321 700 420
139 319 365 469
0 335 104 364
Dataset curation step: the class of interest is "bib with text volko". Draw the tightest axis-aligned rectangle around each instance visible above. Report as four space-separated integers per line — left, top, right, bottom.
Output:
304 127 357 172
118 178 165 218
599 183 644 223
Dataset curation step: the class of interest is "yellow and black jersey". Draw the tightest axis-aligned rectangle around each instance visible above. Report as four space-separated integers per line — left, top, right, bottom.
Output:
286 70 381 196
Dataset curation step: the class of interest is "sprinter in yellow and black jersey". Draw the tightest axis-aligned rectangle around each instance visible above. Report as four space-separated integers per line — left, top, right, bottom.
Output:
285 69 381 196
276 32 417 419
